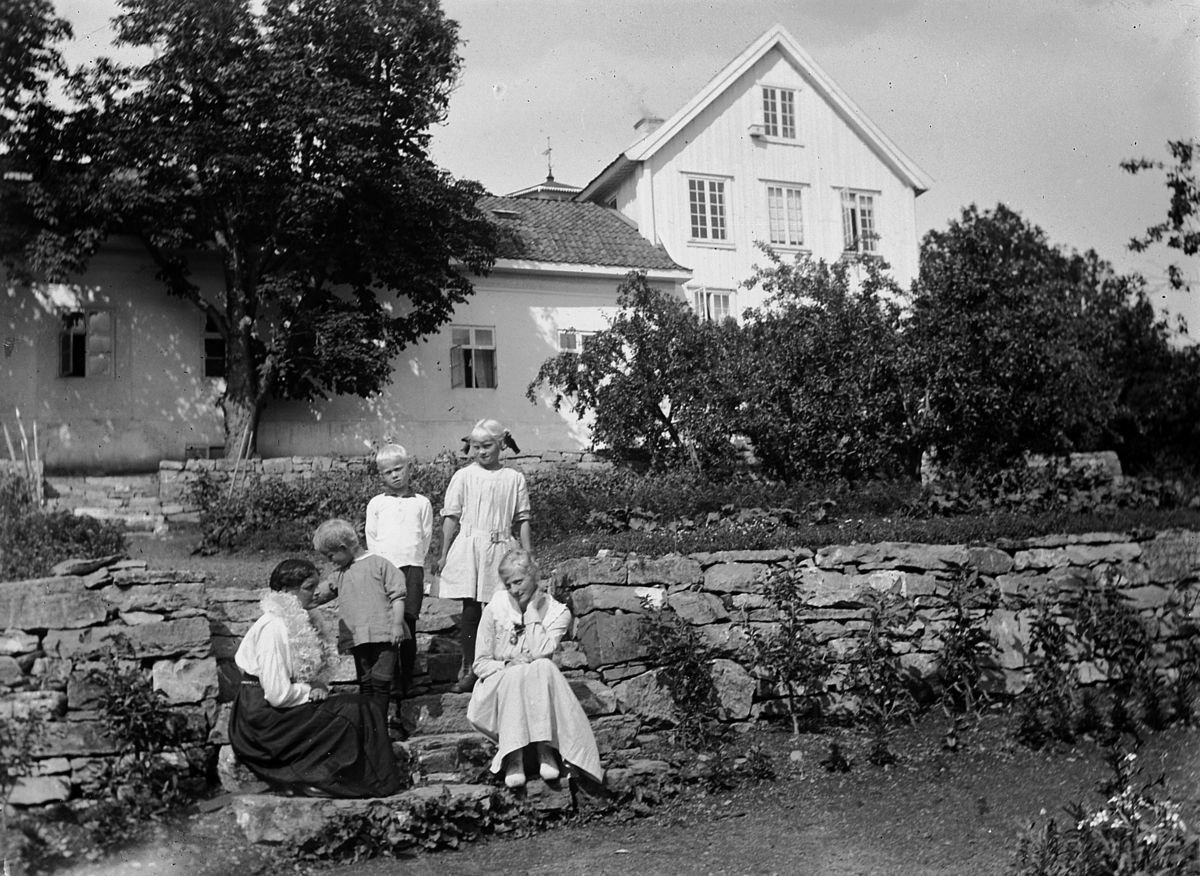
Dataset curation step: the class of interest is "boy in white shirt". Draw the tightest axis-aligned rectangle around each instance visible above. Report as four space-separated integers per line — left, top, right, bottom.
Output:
365 444 433 716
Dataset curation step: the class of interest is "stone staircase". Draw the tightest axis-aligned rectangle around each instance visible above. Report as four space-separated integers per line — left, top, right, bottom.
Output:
217 689 673 851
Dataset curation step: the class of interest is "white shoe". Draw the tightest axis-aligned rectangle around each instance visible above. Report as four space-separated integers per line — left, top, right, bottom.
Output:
504 757 526 789
537 743 560 781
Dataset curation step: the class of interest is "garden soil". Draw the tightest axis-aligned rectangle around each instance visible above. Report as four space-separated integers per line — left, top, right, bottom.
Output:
38 532 1200 876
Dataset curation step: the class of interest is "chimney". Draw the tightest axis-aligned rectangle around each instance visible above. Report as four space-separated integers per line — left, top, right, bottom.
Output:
634 116 664 137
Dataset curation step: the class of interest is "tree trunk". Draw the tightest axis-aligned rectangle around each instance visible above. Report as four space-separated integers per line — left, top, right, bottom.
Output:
220 392 261 462
219 296 265 460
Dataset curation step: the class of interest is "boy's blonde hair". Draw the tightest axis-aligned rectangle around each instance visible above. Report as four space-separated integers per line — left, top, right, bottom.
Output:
312 518 359 552
375 443 411 468
497 548 539 582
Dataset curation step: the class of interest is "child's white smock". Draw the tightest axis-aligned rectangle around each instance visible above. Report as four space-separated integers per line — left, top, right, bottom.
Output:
435 464 531 602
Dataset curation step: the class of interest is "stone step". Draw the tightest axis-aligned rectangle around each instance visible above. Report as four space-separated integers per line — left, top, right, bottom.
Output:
71 506 167 534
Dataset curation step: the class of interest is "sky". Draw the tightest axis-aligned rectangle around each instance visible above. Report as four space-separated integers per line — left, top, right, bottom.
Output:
55 0 1200 339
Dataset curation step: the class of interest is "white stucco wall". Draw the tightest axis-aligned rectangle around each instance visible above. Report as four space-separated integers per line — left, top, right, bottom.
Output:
3 245 683 471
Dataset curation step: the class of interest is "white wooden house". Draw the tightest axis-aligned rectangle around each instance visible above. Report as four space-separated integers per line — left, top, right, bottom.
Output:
577 24 932 320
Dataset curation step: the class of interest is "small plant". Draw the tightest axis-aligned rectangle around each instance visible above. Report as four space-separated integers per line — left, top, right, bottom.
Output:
0 708 43 834
1011 749 1200 875
639 599 724 750
937 565 1000 718
80 648 195 847
854 590 921 734
740 567 833 737
819 741 851 773
1014 596 1079 748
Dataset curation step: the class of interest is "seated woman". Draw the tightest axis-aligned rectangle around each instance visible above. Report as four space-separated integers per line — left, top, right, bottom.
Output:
466 549 603 788
229 558 403 798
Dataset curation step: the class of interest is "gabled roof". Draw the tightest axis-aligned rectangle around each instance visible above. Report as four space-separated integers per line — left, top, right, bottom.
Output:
505 175 581 201
479 195 687 273
578 23 934 203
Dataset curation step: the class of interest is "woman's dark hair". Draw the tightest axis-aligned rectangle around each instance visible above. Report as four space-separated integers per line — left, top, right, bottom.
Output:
269 558 319 592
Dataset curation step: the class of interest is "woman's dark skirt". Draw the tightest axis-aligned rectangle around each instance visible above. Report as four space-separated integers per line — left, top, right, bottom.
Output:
228 682 403 798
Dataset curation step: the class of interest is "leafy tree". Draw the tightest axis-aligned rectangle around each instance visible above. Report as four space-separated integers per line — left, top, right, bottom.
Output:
901 204 1118 472
526 271 739 470
733 249 911 481
1 0 498 453
1122 139 1198 290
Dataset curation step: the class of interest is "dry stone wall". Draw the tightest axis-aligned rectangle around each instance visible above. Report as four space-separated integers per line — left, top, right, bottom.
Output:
0 559 217 807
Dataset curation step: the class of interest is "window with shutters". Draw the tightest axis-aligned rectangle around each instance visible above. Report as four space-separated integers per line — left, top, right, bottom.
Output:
58 309 114 378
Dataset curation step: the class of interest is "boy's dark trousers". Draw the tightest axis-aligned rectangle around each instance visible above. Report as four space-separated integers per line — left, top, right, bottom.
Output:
392 566 424 706
351 642 398 722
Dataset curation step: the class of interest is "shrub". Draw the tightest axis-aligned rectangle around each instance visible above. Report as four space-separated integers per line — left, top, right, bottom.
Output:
0 473 126 580
937 567 1000 718
1011 750 1200 875
639 599 723 750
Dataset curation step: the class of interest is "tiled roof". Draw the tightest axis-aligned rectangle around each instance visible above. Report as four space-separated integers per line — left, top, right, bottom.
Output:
478 195 686 272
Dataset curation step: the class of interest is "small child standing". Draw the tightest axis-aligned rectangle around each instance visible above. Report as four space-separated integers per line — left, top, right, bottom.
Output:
365 443 432 703
311 519 410 721
434 418 532 693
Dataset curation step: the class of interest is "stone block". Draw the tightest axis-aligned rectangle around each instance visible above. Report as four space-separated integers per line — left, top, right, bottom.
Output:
32 719 119 757
206 600 263 626
50 555 124 577
692 549 796 566
1120 585 1171 611
568 678 617 716
206 587 266 603
417 597 460 633
67 672 108 710
0 578 108 630
120 611 164 625
44 616 211 660
590 714 641 752
1141 531 1200 584
613 669 678 725
110 569 203 585
552 641 589 671
795 568 872 606
101 582 207 614
711 658 752 720
966 547 1014 576
667 590 729 625
575 613 649 669
600 662 648 684
0 629 38 656
32 756 71 775
627 556 702 587
0 654 23 685
816 542 969 571
153 656 219 704
400 693 474 735
989 609 1033 670
703 563 768 593
0 690 66 720
553 557 628 589
8 776 70 806
218 744 265 793
209 703 232 744
1013 548 1071 571
570 584 656 616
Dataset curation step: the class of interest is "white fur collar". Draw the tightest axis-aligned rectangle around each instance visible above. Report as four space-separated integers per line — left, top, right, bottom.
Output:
260 591 332 685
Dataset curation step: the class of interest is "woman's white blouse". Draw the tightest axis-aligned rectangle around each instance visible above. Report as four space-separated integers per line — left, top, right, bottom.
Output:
235 614 313 708
472 590 571 680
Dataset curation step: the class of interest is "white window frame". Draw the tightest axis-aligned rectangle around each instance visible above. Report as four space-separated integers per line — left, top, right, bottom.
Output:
203 313 226 379
686 175 731 245
450 325 497 389
558 329 596 353
690 286 734 323
58 309 114 378
765 183 806 248
841 189 879 255
761 86 797 140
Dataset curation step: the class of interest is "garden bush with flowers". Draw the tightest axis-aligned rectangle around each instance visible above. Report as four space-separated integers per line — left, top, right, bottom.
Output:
1012 750 1200 875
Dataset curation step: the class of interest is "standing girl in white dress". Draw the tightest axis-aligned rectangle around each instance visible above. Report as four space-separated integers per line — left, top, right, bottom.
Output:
467 549 603 788
434 418 532 693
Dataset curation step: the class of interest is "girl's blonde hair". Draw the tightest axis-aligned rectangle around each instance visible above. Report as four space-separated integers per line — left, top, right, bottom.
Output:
469 418 507 443
498 548 539 583
312 518 359 552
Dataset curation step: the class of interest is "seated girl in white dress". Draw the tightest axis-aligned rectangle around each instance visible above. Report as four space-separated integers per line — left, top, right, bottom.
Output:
466 549 603 788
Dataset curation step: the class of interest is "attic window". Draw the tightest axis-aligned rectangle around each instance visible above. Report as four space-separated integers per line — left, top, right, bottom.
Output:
492 209 522 219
